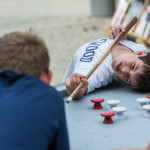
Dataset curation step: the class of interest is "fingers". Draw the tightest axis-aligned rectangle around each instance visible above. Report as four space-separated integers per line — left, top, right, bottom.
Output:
110 25 120 38
65 73 88 99
112 148 146 150
81 77 88 87
69 73 87 88
112 142 150 150
146 142 150 150
110 25 126 39
65 73 87 89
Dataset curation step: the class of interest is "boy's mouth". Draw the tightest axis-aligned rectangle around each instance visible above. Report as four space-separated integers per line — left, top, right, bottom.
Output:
116 62 122 72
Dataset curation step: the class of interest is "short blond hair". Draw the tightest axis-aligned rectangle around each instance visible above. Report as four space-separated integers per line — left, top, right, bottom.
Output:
0 31 50 78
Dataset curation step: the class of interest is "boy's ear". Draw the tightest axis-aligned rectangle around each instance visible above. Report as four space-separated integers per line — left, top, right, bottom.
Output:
39 70 53 85
134 51 147 57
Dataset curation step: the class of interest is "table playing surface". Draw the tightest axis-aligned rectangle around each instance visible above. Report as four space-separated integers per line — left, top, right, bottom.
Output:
56 81 150 150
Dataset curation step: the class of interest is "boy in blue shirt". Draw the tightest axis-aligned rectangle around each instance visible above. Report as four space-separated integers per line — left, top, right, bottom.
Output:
0 31 70 150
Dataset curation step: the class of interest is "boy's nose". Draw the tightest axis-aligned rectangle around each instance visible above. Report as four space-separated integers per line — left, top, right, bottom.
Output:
121 67 129 73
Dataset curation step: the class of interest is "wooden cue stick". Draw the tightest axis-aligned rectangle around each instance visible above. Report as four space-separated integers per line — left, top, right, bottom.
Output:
66 17 138 103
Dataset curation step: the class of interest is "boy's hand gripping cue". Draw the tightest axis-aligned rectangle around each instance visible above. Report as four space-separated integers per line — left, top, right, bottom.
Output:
66 17 138 103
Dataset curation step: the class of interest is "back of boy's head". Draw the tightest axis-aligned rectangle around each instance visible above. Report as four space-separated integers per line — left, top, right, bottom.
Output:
131 52 150 92
0 31 50 78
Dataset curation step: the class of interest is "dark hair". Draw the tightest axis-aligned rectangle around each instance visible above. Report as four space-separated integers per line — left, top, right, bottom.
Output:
131 52 150 92
0 31 50 78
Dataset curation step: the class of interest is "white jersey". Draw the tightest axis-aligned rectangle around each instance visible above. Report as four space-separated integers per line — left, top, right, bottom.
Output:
62 38 148 93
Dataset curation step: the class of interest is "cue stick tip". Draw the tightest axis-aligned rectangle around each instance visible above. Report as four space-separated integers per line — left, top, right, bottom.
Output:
66 96 72 103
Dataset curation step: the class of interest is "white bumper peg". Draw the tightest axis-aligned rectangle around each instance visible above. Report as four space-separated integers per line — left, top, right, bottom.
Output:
112 106 127 119
136 98 149 109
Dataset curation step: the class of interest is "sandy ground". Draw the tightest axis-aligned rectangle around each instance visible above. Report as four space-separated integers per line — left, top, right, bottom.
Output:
0 0 115 85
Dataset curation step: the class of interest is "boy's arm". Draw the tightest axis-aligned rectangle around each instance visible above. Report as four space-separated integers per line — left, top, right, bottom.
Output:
65 73 88 99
